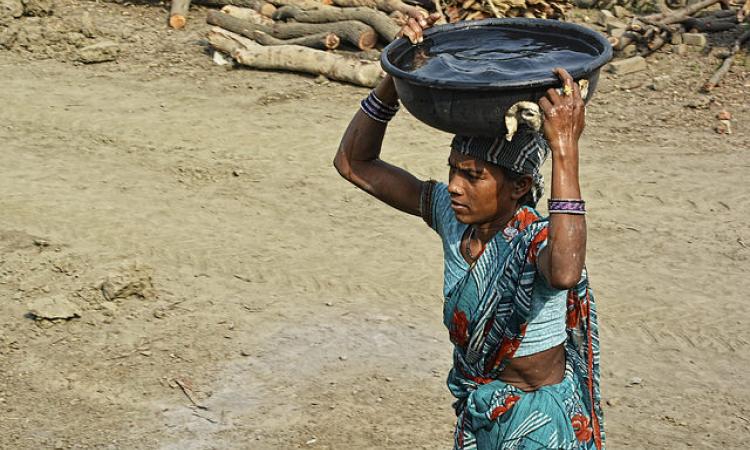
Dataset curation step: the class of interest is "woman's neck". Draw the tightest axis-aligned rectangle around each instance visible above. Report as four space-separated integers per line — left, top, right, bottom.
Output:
473 209 516 243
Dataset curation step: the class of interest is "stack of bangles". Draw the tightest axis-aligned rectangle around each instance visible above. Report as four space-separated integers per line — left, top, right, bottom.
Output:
548 199 586 215
360 90 400 123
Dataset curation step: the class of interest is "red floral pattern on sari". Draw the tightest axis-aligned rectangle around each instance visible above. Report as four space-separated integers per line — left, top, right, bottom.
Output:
514 209 540 231
489 394 521 420
449 309 469 348
527 227 549 264
484 324 527 373
571 414 593 442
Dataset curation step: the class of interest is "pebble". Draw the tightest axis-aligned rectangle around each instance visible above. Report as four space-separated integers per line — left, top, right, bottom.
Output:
612 5 630 18
627 376 643 386
606 56 647 75
716 119 732 134
682 33 707 49
649 76 669 92
76 41 120 64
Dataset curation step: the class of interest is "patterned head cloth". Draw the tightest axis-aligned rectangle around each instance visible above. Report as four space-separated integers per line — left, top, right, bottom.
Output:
451 127 551 206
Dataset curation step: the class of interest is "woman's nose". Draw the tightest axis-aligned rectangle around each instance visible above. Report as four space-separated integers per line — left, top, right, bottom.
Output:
448 179 463 196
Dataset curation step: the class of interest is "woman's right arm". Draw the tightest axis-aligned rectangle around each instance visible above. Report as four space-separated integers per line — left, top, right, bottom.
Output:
334 12 441 217
334 75 424 216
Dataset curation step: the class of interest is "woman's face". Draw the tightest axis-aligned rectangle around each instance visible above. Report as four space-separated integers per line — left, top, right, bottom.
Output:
447 149 529 226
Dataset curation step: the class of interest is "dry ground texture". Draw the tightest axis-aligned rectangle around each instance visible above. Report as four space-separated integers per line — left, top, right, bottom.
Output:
1 1 749 449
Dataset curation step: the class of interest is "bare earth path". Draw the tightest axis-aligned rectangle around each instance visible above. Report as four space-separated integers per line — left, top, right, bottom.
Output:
1 4 750 448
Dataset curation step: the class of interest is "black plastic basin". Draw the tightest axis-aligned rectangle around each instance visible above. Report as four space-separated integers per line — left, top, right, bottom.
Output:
381 18 613 137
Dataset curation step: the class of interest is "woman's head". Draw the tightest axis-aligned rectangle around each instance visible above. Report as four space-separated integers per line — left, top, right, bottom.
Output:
448 130 550 225
447 149 533 225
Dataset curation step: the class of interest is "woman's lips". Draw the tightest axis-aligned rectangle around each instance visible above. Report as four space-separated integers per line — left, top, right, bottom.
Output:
451 201 469 213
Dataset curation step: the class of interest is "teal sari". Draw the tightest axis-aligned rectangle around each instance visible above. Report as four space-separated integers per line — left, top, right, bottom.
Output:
427 183 604 450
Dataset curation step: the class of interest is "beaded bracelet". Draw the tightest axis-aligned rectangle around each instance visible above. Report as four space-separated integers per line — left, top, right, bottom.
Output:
548 199 586 215
360 90 400 123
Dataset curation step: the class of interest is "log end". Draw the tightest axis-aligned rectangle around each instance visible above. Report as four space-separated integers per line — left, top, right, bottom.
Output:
326 33 341 50
357 30 378 51
169 14 187 29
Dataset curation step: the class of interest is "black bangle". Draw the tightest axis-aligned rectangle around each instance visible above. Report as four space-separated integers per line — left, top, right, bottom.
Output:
360 91 400 123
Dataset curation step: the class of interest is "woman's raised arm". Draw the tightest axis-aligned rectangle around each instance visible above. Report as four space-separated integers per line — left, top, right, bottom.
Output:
334 75 424 216
334 12 442 217
537 68 588 290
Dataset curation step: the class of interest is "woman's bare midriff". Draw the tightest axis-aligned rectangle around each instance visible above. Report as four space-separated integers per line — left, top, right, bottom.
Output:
498 344 566 392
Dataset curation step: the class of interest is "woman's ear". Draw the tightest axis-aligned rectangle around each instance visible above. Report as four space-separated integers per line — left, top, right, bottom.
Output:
511 175 534 201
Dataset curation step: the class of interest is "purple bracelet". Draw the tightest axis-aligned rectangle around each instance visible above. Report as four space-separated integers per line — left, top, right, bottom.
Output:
548 199 586 215
360 91 399 123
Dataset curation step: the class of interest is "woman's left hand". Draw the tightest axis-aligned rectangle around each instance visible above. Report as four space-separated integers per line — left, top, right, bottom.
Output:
538 68 586 153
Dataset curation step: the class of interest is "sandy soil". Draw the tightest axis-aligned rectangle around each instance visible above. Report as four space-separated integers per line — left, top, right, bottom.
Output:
1 1 750 449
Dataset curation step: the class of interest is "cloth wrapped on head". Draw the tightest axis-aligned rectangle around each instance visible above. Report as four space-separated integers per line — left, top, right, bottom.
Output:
451 127 551 206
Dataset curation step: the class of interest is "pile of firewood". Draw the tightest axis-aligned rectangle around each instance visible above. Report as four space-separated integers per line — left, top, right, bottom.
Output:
598 0 750 91
192 0 578 86
192 0 430 87
439 0 572 23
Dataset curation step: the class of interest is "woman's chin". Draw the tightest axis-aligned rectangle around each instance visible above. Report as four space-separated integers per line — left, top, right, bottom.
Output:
453 211 473 224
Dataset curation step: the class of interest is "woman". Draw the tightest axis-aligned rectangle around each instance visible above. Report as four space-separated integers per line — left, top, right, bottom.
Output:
335 13 604 450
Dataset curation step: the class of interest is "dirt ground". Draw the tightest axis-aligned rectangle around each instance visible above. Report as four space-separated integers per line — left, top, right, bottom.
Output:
1 1 749 449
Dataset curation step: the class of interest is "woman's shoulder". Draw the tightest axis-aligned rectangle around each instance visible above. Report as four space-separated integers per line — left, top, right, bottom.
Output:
429 182 462 236
510 205 548 233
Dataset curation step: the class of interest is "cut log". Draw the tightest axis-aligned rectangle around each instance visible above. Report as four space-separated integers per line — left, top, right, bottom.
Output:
195 0 277 15
335 48 382 60
702 29 750 91
221 5 275 25
208 25 259 53
252 30 341 49
169 0 191 29
207 9 377 49
330 0 426 17
648 0 723 25
682 15 737 32
614 31 636 50
207 27 384 87
273 5 400 41
266 0 332 9
194 0 268 8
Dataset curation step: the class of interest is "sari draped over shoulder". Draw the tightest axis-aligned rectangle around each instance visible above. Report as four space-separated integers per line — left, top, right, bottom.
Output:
426 183 604 450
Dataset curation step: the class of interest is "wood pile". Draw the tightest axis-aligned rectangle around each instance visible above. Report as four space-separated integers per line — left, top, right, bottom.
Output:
596 0 750 91
197 0 425 86
165 0 747 90
440 0 573 23
191 0 578 86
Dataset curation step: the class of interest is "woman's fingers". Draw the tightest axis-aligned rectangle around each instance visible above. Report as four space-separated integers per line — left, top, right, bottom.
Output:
407 17 423 43
400 25 417 43
426 11 442 26
546 87 561 104
538 96 553 116
400 10 441 44
553 67 581 101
